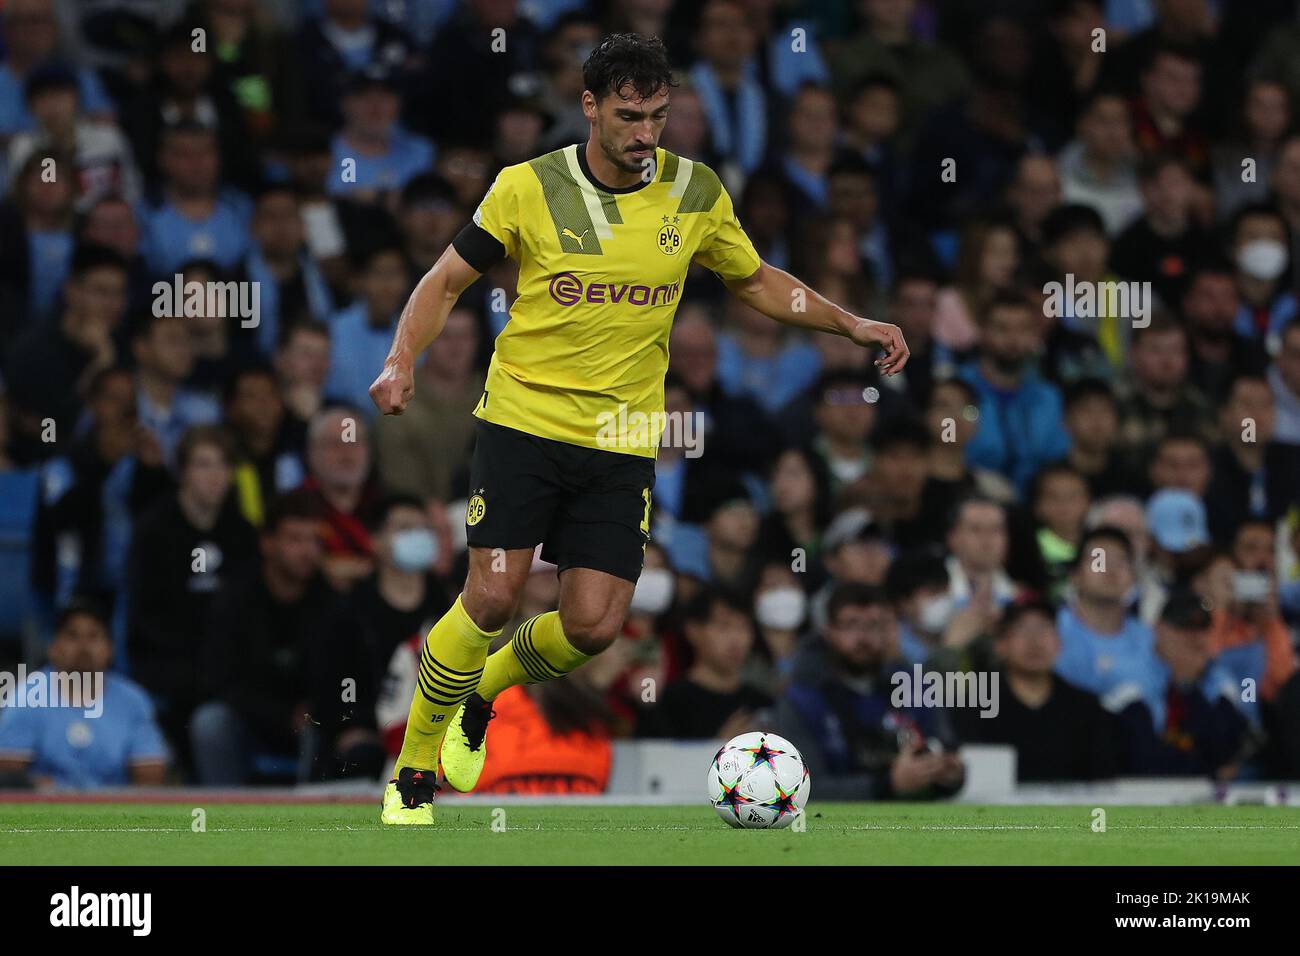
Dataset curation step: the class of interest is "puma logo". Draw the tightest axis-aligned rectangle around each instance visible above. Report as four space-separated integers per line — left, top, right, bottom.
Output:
561 227 589 249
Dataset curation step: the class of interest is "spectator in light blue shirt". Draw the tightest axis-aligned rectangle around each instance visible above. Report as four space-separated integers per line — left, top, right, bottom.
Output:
761 15 830 97
0 60 112 137
716 296 821 417
328 66 435 202
777 85 841 210
960 294 1071 494
0 0 114 138
132 314 221 468
325 245 413 415
242 183 335 357
690 2 768 174
140 123 252 275
11 147 76 323
1055 525 1163 703
1105 587 1247 778
0 598 167 788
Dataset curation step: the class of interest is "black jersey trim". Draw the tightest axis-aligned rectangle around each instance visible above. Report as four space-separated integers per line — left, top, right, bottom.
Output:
452 222 507 272
575 142 655 195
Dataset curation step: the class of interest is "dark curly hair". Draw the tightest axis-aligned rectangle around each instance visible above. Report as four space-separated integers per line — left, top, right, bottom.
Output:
582 32 675 102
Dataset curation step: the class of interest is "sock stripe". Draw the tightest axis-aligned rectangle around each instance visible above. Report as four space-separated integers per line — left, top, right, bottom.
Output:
518 634 564 679
419 647 483 678
416 668 482 706
416 643 483 695
513 617 566 682
415 682 473 707
396 598 496 773
418 653 482 688
514 614 544 647
520 616 565 681
416 671 483 697
418 655 480 686
510 617 553 683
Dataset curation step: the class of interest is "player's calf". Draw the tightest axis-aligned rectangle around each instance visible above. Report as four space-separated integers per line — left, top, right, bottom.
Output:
556 566 636 656
557 605 625 656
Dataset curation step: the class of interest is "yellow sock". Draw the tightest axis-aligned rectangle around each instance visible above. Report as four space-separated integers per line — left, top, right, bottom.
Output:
476 611 592 701
394 595 501 773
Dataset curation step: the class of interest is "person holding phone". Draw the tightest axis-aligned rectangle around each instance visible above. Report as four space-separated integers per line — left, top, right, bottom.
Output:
1203 521 1298 728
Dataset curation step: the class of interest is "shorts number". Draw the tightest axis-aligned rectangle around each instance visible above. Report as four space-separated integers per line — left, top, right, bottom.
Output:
640 487 652 537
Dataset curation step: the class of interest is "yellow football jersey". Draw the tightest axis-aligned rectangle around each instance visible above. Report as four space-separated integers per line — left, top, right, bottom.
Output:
465 143 761 457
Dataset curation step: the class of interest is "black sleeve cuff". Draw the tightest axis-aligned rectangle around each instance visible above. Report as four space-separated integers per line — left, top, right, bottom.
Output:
452 222 507 272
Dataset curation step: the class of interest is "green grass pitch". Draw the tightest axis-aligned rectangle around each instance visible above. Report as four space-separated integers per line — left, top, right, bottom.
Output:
3 803 1299 865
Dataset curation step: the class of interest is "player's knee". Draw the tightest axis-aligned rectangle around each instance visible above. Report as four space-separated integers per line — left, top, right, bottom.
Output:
461 583 520 633
558 606 621 655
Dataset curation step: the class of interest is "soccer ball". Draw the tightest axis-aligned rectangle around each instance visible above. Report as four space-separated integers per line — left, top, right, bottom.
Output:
706 731 810 829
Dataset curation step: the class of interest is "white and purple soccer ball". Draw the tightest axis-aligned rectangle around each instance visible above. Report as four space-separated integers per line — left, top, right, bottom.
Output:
706 731 811 829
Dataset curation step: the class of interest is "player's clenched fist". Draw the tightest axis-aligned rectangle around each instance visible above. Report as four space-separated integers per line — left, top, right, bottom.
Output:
370 362 415 415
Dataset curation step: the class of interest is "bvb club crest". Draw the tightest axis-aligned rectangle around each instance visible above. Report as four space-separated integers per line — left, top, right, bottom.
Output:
466 493 487 526
657 220 682 256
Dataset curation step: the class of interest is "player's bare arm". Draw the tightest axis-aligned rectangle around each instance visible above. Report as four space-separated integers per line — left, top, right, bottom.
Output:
723 261 910 375
369 244 482 415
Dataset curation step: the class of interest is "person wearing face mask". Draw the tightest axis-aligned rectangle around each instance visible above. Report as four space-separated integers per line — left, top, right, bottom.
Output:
751 562 809 687
885 548 955 666
628 562 675 620
1230 204 1297 349
349 495 451 708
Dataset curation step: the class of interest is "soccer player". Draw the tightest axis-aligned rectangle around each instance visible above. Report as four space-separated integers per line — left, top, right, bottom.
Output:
370 33 908 823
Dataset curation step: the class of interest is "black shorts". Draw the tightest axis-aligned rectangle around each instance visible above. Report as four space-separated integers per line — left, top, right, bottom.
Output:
464 419 655 583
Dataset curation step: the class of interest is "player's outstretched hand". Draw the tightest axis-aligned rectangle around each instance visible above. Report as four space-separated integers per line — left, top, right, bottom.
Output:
370 362 415 415
848 318 910 375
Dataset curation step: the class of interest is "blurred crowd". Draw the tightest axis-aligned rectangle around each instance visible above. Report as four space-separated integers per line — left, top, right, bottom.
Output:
2 0 1300 797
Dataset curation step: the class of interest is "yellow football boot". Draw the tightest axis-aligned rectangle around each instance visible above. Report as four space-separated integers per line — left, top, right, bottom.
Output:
380 767 438 825
439 693 496 793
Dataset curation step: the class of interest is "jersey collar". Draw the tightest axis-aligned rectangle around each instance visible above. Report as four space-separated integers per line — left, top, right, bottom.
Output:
575 142 657 194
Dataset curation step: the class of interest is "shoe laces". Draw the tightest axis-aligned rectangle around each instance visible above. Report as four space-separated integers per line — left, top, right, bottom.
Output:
460 694 496 752
396 767 440 807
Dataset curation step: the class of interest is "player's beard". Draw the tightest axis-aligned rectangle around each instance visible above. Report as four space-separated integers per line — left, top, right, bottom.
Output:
599 130 652 175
